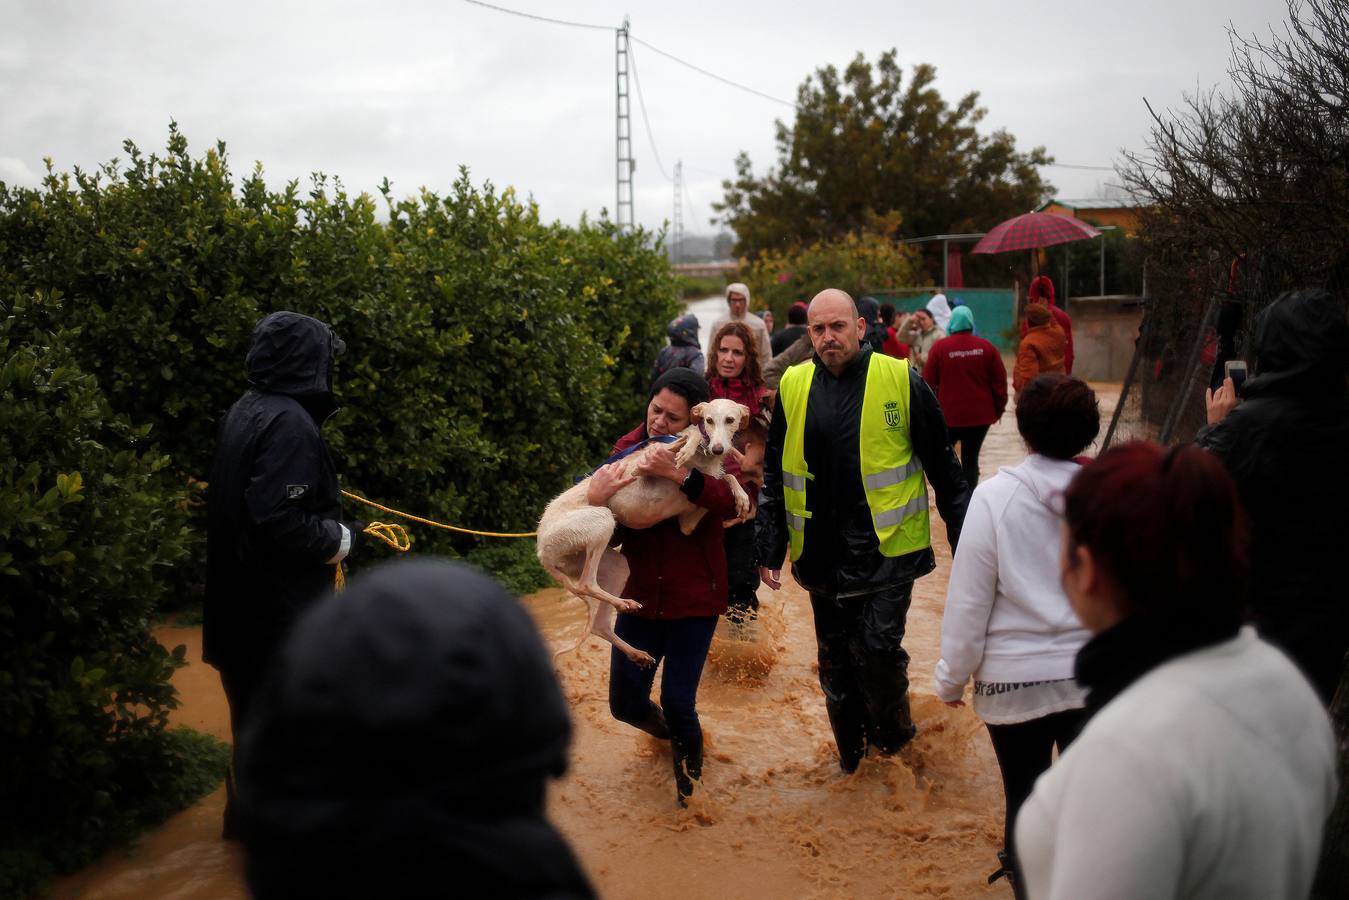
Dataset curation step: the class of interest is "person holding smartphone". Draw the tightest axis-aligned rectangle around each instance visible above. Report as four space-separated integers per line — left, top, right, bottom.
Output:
1199 288 1349 704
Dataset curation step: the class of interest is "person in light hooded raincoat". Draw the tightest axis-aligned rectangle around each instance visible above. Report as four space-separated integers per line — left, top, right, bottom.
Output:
925 291 953 331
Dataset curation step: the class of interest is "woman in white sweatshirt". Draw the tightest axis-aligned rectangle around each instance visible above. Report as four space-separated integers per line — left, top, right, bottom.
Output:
933 373 1100 898
1018 442 1334 900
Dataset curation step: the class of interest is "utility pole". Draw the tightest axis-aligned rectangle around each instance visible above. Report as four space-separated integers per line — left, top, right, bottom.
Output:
671 160 684 262
615 18 635 232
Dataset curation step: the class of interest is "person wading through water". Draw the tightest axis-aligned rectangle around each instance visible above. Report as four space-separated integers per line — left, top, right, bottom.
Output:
757 288 970 772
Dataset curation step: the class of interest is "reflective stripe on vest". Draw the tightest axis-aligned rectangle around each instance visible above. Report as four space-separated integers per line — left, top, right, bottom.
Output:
778 361 814 561
777 353 931 561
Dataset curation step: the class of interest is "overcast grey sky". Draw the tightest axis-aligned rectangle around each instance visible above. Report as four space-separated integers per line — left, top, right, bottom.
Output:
1 0 1289 237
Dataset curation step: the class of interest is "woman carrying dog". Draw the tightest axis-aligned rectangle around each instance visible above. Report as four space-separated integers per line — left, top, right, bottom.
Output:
705 321 772 625
587 368 746 804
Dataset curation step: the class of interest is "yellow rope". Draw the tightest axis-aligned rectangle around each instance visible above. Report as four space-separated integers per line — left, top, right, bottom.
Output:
340 489 539 538
335 520 414 592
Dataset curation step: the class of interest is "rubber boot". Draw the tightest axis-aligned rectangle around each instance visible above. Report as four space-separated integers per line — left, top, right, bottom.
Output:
672 737 704 806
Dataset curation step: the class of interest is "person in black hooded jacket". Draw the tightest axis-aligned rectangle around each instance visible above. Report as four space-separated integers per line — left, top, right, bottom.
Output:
204 310 365 839
237 559 595 900
1198 288 1349 703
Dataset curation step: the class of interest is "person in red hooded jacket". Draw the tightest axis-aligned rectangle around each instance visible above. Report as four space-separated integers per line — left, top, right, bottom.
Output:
1020 275 1074 374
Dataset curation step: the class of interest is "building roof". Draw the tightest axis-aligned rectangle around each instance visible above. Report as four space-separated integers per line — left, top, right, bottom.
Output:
1037 197 1146 211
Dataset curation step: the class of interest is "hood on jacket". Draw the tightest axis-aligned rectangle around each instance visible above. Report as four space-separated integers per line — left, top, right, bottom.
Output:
1246 288 1349 395
948 305 975 334
926 294 952 330
1003 454 1081 513
239 558 592 898
246 311 344 401
666 312 701 348
1026 304 1053 327
726 282 751 303
1029 275 1057 308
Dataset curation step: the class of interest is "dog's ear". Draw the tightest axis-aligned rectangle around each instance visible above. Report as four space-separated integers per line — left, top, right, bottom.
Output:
690 402 707 423
736 403 751 429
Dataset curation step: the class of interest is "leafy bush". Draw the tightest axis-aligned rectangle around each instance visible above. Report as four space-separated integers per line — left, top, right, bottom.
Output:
746 223 924 323
677 273 727 299
0 126 680 577
0 291 226 897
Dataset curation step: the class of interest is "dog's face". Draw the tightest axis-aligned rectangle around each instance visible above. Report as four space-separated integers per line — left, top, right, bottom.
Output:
690 398 751 457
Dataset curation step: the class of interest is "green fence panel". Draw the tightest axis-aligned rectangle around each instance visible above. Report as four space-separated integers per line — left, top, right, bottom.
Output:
867 288 1019 352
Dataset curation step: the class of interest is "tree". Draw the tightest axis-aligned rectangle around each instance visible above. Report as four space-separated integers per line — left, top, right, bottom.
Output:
715 51 1053 261
1120 0 1349 307
1117 4 1349 893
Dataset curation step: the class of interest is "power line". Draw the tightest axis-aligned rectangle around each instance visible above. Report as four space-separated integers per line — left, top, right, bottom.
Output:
629 36 798 110
627 43 671 181
462 2 794 111
1043 162 1116 171
461 0 611 32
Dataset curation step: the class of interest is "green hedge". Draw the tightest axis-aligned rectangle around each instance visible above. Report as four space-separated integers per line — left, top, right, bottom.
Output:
0 125 680 587
0 291 229 896
0 128 679 892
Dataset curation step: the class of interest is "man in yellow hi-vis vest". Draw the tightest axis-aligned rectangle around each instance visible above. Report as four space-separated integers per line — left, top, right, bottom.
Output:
757 289 970 773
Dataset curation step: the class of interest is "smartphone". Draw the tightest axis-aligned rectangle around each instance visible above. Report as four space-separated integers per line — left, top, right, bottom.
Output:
1224 359 1248 392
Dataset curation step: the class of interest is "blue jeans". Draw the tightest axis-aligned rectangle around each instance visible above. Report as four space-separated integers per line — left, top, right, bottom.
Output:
609 614 718 798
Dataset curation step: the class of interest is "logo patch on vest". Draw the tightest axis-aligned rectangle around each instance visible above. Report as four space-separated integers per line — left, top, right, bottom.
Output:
883 400 901 429
286 484 309 500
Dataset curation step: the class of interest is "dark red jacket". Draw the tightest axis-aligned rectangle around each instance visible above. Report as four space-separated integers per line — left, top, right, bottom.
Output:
610 426 740 619
883 326 910 360
923 332 1008 428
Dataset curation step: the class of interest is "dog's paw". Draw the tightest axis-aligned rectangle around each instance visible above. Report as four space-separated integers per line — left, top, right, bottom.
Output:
614 597 642 613
733 489 751 520
628 649 657 667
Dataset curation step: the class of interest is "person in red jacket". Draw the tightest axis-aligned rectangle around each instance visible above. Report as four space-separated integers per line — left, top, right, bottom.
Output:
880 302 912 359
923 305 1008 486
706 321 772 624
586 367 746 805
1019 275 1074 374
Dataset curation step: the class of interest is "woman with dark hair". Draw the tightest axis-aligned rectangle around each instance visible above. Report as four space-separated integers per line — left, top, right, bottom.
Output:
933 374 1099 897
1016 442 1336 900
586 367 746 804
706 320 771 624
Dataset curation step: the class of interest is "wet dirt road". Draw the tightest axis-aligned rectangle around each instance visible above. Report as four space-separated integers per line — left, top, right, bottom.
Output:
53 383 1118 900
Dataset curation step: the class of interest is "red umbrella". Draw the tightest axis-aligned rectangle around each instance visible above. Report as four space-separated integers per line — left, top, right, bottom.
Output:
971 211 1101 254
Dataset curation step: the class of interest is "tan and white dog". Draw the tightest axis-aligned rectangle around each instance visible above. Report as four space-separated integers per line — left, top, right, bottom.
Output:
535 398 751 665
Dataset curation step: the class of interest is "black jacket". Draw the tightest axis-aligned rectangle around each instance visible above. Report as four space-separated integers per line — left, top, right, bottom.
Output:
203 311 351 675
238 559 595 899
757 345 970 597
772 324 807 356
1196 288 1349 700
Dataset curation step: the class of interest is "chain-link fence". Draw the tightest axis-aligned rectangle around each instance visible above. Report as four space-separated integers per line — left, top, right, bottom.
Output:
1102 254 1289 450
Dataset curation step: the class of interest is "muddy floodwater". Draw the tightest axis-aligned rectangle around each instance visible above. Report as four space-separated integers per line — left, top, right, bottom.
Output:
53 384 1119 900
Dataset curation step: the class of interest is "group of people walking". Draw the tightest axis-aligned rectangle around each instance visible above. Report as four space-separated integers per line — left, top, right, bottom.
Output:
621 281 1342 898
202 279 1345 899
